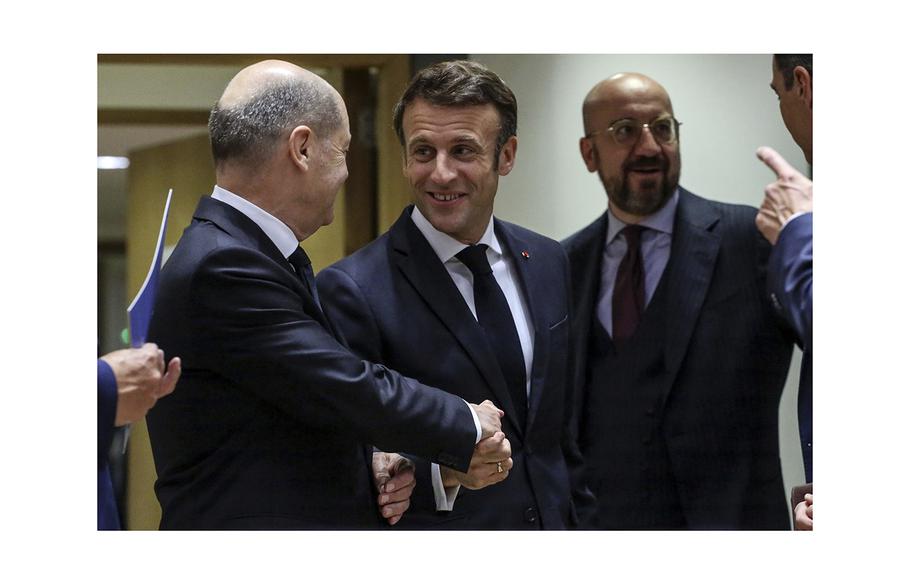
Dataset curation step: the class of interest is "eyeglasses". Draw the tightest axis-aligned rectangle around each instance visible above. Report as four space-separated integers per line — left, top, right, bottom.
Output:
586 116 681 146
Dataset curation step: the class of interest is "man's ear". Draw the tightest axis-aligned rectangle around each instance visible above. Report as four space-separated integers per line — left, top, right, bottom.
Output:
580 136 597 173
794 66 812 110
288 125 313 172
497 136 518 176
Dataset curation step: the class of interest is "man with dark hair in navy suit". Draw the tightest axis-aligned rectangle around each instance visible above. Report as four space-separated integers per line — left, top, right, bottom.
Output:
563 72 794 529
318 60 595 529
756 53 814 530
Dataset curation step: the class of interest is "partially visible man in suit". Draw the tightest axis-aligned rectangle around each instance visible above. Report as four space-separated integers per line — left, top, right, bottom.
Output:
563 72 794 529
98 343 180 529
317 60 595 528
756 53 813 530
146 60 505 529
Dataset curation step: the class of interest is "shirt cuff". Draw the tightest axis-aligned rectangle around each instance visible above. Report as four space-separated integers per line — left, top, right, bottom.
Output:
465 399 482 444
783 210 810 229
431 462 461 511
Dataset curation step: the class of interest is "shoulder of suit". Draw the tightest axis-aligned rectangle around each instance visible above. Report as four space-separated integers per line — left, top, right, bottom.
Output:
560 214 604 255
681 188 758 223
495 218 566 261
496 218 557 245
322 231 392 276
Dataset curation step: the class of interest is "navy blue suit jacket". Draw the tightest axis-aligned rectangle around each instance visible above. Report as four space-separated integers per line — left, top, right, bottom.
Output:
563 188 794 529
146 197 478 529
97 360 120 530
317 208 595 529
769 213 812 482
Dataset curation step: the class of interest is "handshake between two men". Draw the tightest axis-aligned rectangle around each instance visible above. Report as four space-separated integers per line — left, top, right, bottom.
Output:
372 400 513 525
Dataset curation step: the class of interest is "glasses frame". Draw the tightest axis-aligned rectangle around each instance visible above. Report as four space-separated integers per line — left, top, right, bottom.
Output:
586 115 682 146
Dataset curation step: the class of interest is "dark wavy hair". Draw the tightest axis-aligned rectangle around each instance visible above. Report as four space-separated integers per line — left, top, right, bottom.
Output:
392 60 517 163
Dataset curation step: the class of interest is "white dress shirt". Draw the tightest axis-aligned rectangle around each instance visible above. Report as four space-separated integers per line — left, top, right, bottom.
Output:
211 185 300 258
411 206 535 510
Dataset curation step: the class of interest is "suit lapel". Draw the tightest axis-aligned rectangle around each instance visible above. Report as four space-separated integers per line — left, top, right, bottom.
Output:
568 213 611 369
659 188 721 383
495 220 547 432
193 196 338 336
390 211 523 435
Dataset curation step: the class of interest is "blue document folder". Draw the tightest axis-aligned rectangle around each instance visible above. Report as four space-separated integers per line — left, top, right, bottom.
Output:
127 189 173 347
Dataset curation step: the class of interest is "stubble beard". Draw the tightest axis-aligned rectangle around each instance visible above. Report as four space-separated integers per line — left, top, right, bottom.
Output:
598 163 679 218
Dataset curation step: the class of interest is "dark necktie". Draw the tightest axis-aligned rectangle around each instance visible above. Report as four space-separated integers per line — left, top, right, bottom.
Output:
456 244 528 427
288 247 321 307
612 225 645 346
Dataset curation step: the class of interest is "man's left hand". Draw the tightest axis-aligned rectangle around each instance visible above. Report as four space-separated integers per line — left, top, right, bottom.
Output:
372 452 416 526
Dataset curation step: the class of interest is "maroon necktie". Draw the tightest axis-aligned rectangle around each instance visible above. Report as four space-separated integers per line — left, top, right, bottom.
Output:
612 225 645 345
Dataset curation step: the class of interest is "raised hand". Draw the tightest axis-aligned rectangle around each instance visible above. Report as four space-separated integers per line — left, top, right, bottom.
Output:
101 342 181 426
755 146 813 245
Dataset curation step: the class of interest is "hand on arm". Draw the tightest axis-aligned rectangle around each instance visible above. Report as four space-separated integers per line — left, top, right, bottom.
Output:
440 431 512 490
100 342 181 426
755 146 813 245
372 452 416 526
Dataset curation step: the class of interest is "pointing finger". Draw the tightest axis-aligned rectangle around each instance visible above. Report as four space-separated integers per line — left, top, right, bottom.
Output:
756 146 797 180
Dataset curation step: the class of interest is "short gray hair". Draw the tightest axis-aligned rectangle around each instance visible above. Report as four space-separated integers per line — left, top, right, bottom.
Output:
208 77 341 169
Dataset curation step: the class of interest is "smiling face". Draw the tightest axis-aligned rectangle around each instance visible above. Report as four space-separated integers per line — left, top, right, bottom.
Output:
402 98 516 244
580 74 681 223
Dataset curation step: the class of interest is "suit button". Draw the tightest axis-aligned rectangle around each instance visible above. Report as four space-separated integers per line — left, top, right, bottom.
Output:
770 293 782 311
645 406 655 416
524 507 538 523
642 435 652 445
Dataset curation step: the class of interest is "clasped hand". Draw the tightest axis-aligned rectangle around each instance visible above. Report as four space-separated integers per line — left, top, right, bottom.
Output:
441 399 512 489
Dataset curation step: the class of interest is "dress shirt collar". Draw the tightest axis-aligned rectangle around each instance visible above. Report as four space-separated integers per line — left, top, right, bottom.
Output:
411 206 502 263
211 185 300 258
606 187 680 245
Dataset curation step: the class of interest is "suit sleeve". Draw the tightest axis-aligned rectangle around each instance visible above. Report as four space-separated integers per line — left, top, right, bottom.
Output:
188 247 476 473
768 213 813 347
97 359 117 466
316 266 464 524
318 265 452 519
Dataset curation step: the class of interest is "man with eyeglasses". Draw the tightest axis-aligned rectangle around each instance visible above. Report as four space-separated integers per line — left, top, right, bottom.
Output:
562 72 794 529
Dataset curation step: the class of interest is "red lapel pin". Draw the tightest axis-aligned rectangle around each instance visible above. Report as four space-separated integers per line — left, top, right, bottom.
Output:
521 250 530 259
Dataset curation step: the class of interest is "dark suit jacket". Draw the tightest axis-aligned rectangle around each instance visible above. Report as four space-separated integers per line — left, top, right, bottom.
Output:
563 187 793 529
146 196 478 529
769 212 812 482
97 360 120 530
317 207 595 529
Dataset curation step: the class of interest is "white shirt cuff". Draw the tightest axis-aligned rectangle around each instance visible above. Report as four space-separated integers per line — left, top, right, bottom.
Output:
466 399 482 444
431 462 462 511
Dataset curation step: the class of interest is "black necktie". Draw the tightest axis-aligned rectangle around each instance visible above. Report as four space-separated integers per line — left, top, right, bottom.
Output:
456 244 528 427
288 247 321 307
612 225 645 346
